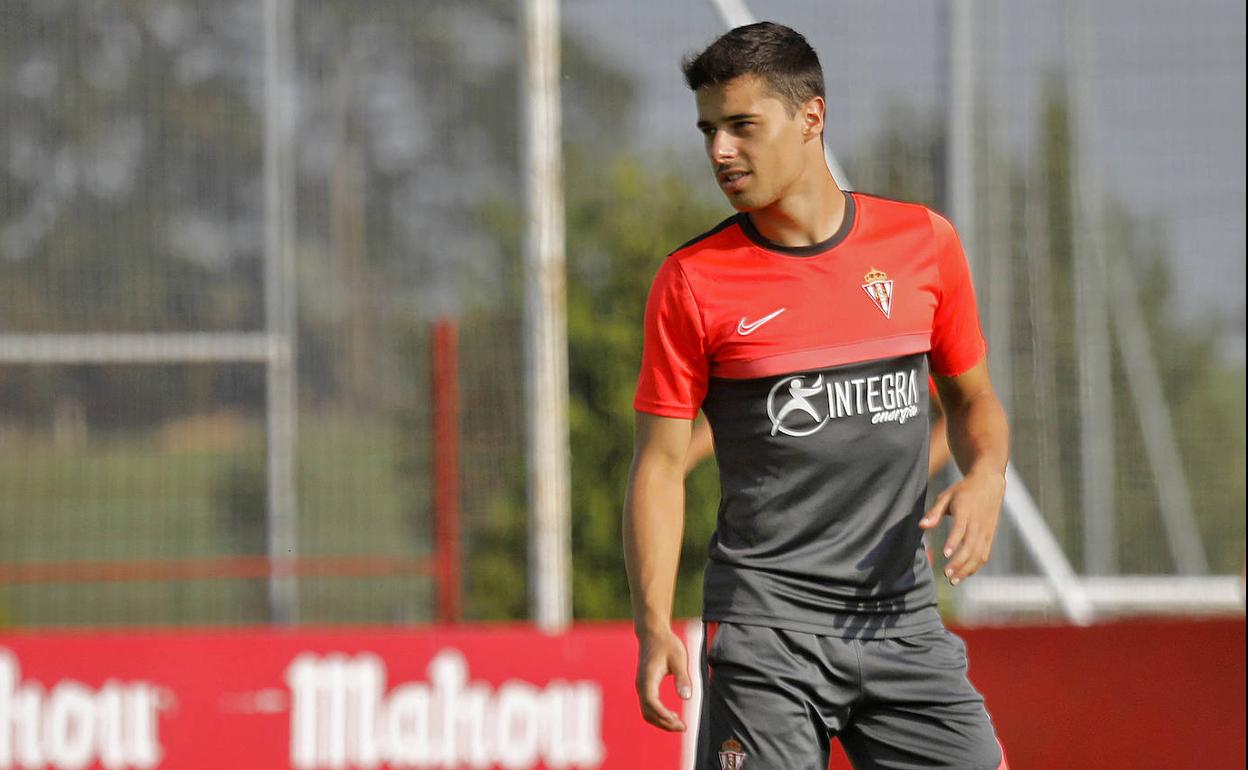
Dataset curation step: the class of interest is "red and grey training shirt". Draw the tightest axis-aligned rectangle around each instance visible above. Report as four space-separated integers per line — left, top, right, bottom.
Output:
634 191 987 639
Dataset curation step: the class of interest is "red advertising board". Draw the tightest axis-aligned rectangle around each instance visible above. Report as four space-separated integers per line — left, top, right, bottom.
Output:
0 625 688 770
0 618 1243 770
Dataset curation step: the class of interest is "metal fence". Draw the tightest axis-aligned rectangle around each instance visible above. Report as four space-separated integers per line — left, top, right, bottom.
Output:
0 0 1243 627
0 1 529 626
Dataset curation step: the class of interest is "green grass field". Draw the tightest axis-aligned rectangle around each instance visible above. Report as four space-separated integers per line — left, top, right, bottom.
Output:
0 411 432 628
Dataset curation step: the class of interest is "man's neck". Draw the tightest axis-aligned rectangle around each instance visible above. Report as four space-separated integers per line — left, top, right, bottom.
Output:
747 171 845 248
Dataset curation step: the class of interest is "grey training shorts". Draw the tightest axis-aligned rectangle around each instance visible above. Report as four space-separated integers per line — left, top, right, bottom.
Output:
695 621 1005 770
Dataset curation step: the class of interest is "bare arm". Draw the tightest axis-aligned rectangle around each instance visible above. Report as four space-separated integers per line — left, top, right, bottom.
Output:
623 412 694 731
920 359 1010 584
683 413 715 475
927 391 952 478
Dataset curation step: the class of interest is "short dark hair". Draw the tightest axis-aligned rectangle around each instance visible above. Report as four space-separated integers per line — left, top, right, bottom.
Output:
681 22 824 114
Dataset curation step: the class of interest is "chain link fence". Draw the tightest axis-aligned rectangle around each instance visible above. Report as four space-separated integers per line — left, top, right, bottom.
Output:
1 0 1243 627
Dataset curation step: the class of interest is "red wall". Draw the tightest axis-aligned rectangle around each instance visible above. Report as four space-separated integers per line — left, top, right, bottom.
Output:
828 618 1246 770
962 618 1245 770
0 618 1242 770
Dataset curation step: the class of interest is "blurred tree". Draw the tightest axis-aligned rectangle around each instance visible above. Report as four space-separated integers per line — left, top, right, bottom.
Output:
464 78 1246 622
0 0 643 625
562 152 725 620
0 0 634 421
847 82 1246 576
0 1 265 428
461 152 724 621
1013 80 1245 574
1 1 1240 626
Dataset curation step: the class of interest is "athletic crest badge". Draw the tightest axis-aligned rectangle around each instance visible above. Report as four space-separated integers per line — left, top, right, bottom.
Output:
718 737 746 770
862 267 894 318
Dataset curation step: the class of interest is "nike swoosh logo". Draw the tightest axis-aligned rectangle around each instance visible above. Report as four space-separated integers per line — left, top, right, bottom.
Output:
737 308 786 335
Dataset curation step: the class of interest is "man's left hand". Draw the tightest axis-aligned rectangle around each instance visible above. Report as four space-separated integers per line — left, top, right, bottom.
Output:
919 470 1006 585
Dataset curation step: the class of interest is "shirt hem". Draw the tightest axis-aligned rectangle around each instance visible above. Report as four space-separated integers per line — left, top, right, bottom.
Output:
930 343 988 378
632 401 698 419
702 606 944 640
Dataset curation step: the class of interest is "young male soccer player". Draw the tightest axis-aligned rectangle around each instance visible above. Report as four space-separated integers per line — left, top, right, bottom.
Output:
623 23 1010 769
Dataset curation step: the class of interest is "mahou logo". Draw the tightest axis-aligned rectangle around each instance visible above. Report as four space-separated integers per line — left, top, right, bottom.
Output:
286 649 606 769
0 650 164 770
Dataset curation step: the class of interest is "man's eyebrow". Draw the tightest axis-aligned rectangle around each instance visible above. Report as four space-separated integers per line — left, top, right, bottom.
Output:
695 112 761 129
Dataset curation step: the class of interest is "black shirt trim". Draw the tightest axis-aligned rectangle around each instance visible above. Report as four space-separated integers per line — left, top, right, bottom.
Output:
670 214 740 255
737 189 856 257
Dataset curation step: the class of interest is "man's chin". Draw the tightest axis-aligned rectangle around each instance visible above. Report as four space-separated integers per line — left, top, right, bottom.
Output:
724 193 762 212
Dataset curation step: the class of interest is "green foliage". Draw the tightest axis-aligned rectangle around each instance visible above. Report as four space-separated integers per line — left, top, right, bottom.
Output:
464 82 1246 622
213 454 271 622
851 81 1246 574
1021 90 1246 574
845 101 946 208
460 153 726 621
3 2 1241 630
563 152 725 620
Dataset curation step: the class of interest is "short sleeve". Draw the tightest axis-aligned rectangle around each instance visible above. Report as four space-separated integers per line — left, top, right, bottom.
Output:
928 212 987 377
633 258 709 418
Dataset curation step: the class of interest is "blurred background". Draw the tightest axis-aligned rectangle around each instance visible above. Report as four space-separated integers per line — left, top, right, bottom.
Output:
0 0 1243 630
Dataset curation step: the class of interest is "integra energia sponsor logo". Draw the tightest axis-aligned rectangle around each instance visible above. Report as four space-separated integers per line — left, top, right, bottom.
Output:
0 649 165 770
286 649 606 769
767 368 922 437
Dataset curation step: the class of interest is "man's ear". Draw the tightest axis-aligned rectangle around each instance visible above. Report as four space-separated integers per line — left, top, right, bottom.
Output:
802 96 826 139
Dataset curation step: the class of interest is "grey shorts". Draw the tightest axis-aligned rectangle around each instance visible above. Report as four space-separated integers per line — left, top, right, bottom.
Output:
695 621 1005 770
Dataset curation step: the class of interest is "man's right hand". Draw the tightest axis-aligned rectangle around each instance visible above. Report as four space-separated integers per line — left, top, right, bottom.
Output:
624 413 694 731
634 627 693 732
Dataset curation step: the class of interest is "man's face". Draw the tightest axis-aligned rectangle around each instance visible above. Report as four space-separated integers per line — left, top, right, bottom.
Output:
695 75 816 211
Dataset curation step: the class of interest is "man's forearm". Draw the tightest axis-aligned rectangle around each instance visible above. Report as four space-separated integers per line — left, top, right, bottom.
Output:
623 458 686 636
946 391 1009 479
684 414 715 474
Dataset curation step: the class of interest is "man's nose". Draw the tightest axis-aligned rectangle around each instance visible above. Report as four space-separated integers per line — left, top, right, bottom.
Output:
710 131 738 162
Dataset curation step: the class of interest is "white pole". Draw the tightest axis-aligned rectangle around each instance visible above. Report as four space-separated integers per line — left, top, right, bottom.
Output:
0 333 277 363
961 575 1242 618
263 0 299 623
1023 148 1070 547
981 3 1011 421
522 0 572 632
1001 466 1095 624
706 0 753 30
1104 250 1209 573
1066 0 1117 575
947 0 977 277
979 2 1016 574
